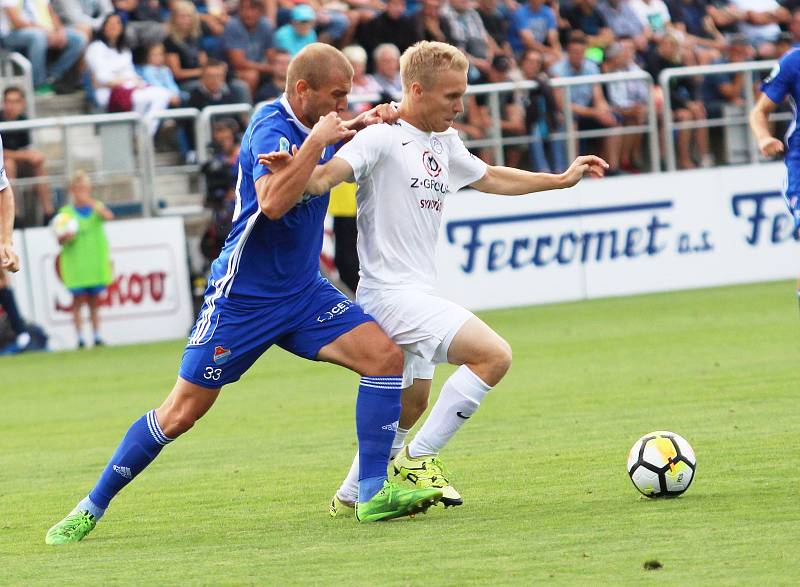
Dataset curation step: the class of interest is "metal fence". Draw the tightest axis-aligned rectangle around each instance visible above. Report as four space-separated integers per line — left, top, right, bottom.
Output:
658 60 792 171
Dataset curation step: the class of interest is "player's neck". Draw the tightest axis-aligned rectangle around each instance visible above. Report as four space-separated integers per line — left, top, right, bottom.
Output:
396 107 432 135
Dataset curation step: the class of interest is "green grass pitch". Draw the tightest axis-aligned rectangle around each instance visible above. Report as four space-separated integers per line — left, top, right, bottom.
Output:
2 280 798 585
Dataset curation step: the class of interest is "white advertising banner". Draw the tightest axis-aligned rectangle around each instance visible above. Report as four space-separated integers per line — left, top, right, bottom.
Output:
436 163 799 311
21 217 193 350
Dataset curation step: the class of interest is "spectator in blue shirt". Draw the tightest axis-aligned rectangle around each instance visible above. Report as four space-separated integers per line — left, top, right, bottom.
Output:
274 4 317 56
550 31 621 172
510 0 562 64
222 0 275 97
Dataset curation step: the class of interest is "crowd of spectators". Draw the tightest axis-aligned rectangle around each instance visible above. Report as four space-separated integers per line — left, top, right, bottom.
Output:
2 0 800 204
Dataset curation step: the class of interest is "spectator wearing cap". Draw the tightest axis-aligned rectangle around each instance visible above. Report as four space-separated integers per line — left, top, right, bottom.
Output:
356 0 419 72
372 43 402 97
550 31 621 173
275 4 317 55
510 0 562 66
223 0 275 97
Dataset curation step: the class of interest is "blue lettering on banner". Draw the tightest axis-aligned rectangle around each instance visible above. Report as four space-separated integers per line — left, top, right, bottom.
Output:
731 191 800 245
446 202 676 274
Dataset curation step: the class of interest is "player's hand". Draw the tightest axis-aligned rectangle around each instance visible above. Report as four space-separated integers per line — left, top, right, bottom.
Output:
258 144 298 173
309 112 356 147
0 243 20 273
347 103 400 131
758 136 784 158
560 155 609 188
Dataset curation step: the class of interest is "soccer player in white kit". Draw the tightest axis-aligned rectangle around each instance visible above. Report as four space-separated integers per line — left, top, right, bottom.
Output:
260 41 608 513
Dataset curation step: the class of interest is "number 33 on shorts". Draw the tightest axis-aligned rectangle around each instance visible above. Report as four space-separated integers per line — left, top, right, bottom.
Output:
204 367 222 381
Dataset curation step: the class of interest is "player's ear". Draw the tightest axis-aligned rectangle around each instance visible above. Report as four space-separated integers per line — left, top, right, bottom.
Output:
295 79 309 98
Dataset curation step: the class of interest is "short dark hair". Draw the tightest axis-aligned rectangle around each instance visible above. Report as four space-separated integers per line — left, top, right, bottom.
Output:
3 86 24 100
567 30 587 47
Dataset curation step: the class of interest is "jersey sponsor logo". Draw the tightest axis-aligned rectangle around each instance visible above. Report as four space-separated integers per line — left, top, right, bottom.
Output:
316 299 354 322
410 177 448 195
402 140 413 146
422 150 442 177
431 136 443 154
419 198 443 212
456 411 471 419
213 345 232 364
113 465 132 479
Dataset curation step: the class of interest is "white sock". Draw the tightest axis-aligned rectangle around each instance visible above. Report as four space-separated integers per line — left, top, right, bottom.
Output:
337 427 410 503
408 365 491 458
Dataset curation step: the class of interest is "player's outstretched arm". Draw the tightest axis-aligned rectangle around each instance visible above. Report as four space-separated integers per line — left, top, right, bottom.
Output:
257 153 355 196
256 112 355 220
749 93 784 158
470 155 608 196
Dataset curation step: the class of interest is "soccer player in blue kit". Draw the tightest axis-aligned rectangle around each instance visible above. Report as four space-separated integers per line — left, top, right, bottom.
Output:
749 47 800 309
45 44 442 545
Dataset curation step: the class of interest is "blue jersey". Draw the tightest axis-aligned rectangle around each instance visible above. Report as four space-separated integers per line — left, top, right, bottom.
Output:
761 48 800 227
209 95 336 299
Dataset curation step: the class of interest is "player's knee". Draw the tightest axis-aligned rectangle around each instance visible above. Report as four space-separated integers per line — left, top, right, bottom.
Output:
488 339 512 382
159 404 200 437
366 340 404 376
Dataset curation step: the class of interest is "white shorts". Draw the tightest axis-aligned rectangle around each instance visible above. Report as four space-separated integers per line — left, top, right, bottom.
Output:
356 287 474 388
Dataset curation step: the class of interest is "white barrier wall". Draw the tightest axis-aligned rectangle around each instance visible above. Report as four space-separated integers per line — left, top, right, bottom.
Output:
436 163 799 310
19 217 193 350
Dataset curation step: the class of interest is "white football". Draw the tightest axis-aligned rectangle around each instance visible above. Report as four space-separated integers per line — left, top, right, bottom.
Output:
627 431 696 498
50 213 79 240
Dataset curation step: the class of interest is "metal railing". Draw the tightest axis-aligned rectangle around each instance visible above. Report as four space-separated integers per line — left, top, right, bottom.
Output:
0 112 150 217
659 60 792 171
195 103 252 164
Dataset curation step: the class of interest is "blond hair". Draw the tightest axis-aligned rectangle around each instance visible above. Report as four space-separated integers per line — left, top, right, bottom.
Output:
69 169 91 188
168 0 201 42
400 41 468 92
286 43 354 96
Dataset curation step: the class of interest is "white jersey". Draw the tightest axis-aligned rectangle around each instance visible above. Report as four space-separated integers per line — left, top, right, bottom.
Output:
0 134 8 191
335 119 487 291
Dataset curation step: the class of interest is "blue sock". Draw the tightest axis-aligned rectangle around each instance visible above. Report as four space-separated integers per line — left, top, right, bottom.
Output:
356 376 402 502
84 410 173 519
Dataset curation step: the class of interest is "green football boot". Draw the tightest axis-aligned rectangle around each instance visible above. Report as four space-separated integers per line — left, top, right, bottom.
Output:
329 493 356 518
356 480 442 522
45 510 97 545
392 447 463 507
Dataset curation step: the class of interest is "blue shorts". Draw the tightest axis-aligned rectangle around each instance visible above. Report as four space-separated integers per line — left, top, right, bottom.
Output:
179 278 373 388
70 285 106 296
